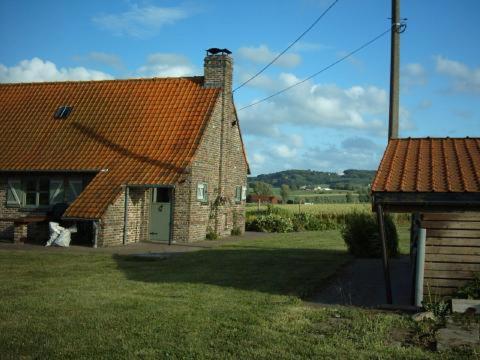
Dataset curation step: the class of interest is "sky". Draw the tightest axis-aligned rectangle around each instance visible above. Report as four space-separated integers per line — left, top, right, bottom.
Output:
1 0 479 176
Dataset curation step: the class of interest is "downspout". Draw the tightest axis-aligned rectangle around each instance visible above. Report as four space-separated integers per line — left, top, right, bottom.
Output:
93 220 99 248
415 228 426 307
123 186 129 245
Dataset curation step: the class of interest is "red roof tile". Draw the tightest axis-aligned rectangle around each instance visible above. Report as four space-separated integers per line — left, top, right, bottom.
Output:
0 77 220 218
372 138 480 193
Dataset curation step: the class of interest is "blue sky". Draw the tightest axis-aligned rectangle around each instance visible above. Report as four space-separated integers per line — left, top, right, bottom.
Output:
1 0 479 175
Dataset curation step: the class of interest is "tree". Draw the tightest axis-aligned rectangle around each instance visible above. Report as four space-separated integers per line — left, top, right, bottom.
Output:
253 181 273 196
280 184 290 203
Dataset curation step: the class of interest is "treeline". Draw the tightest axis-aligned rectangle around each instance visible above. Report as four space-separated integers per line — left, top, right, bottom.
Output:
248 169 376 190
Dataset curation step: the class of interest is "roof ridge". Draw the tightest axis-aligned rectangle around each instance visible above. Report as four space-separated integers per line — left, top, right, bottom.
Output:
0 76 205 87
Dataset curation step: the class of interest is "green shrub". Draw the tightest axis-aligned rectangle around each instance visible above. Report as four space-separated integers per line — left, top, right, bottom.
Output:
205 227 218 240
341 212 399 258
247 213 293 233
455 273 480 299
231 227 242 236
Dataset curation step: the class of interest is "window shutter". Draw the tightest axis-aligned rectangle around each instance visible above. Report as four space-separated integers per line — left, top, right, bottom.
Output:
7 179 22 206
204 183 208 202
241 186 247 201
66 179 83 203
49 179 64 204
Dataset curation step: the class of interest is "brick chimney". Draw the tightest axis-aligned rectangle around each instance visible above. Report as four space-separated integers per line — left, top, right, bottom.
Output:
203 51 233 92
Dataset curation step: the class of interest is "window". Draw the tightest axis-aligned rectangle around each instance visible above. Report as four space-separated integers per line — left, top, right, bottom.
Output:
6 177 82 208
234 186 242 203
196 183 208 202
24 178 49 207
54 106 72 119
234 185 247 203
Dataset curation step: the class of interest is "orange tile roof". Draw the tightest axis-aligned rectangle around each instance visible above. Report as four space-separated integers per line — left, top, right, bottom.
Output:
0 77 220 218
372 138 480 193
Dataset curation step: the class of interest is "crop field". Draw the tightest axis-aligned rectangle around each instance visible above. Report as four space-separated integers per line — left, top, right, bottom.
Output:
246 203 371 214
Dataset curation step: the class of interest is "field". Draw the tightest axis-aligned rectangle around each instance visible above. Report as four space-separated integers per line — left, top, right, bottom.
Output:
0 231 468 359
247 203 371 214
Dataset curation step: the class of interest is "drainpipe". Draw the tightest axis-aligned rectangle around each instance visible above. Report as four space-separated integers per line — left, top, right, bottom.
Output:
123 186 129 245
93 220 99 248
415 228 426 307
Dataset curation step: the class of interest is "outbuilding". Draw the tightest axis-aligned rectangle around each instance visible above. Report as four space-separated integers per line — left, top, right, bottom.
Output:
371 137 480 303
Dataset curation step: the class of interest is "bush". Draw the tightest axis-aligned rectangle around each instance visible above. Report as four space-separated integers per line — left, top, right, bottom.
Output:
247 213 293 233
231 227 242 236
455 273 480 299
341 212 398 258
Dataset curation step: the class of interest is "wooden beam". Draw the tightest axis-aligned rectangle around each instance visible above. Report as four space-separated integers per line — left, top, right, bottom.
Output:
427 237 480 247
376 204 392 304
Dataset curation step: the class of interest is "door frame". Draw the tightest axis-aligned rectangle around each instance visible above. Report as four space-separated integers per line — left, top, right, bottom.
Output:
124 184 175 245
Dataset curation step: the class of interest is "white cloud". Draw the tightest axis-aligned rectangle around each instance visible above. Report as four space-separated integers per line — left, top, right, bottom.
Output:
240 73 388 137
92 4 191 38
136 53 195 77
274 144 297 159
435 55 480 94
401 63 427 88
78 52 124 70
0 58 112 83
238 45 301 68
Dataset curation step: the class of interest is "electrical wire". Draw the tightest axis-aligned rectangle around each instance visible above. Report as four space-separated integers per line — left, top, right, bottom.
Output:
233 0 341 93
237 26 393 112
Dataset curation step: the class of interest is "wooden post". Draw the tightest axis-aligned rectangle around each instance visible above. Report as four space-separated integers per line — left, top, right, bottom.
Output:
376 204 393 304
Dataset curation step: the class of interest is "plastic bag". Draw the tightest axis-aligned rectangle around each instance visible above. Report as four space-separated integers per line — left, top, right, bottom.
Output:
45 222 72 247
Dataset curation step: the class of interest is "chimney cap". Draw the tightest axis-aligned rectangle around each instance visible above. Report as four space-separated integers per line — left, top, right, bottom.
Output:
206 48 232 56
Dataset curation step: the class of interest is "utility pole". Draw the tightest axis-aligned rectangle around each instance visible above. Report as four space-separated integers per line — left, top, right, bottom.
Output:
388 0 400 140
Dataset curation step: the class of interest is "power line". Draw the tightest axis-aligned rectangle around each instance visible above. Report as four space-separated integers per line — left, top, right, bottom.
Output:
237 26 393 112
233 0 341 93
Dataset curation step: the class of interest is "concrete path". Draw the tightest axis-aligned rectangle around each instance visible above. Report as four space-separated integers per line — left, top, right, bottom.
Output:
313 256 413 308
0 231 270 255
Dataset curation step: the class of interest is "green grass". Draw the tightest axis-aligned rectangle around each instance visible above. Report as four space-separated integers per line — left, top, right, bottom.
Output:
0 231 470 359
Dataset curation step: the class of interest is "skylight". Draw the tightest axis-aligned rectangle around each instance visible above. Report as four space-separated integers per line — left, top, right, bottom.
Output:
54 106 72 119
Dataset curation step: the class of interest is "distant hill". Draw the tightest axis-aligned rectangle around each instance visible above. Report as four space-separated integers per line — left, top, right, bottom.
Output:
248 169 376 190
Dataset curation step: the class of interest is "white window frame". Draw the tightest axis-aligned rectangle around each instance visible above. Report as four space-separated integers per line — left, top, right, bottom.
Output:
196 183 208 203
234 186 242 203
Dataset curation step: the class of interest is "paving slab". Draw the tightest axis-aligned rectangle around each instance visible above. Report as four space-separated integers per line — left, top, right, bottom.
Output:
313 256 413 307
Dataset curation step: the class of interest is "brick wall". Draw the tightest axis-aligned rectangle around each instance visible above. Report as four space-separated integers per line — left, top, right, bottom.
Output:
98 187 149 247
181 53 247 242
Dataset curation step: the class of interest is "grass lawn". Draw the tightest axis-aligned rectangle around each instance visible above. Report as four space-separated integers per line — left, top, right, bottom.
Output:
0 231 471 359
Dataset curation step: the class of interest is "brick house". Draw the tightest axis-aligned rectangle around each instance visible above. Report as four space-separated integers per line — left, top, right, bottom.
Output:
0 50 250 247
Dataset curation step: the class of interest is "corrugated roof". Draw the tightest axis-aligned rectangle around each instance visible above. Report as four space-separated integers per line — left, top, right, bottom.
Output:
0 77 220 218
372 138 480 193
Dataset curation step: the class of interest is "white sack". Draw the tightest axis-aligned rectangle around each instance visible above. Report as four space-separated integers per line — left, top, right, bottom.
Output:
46 221 72 247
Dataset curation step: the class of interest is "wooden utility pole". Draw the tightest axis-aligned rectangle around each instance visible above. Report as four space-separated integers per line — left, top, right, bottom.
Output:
388 0 400 140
